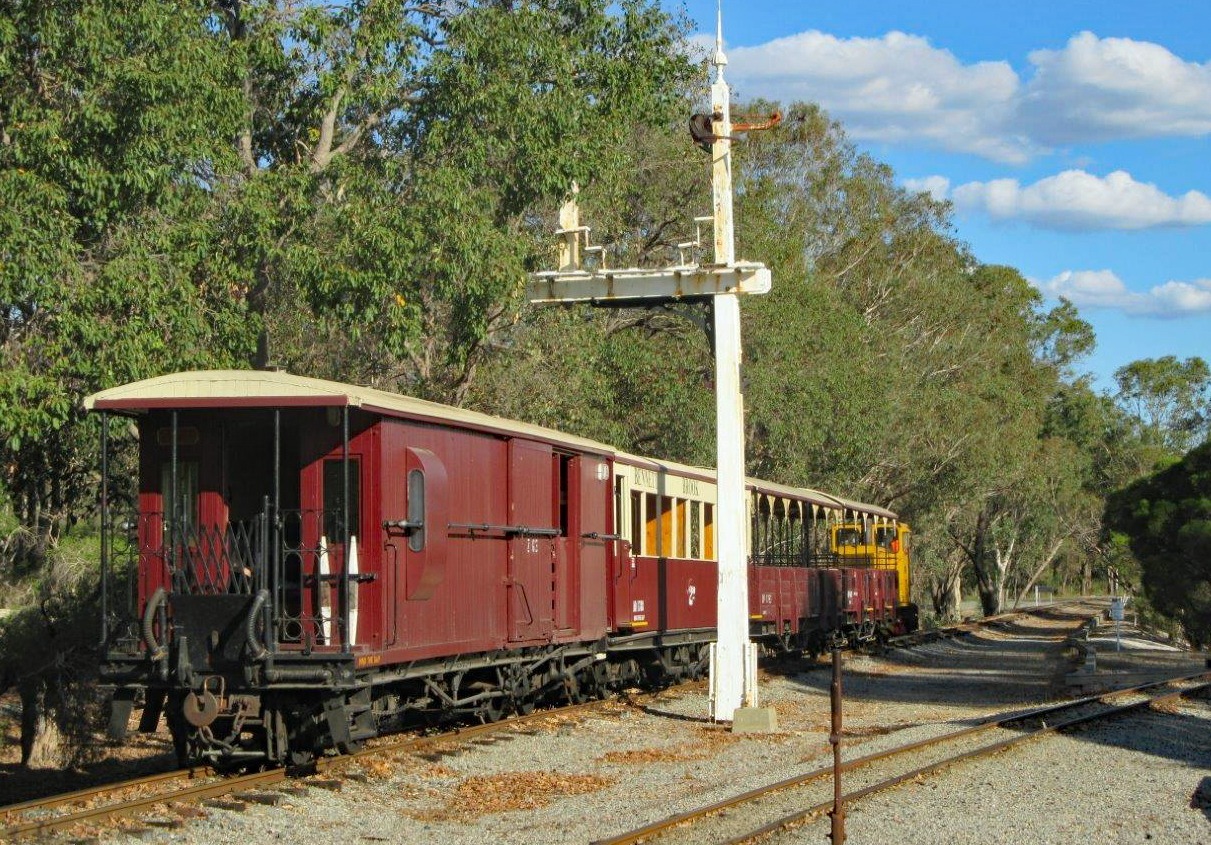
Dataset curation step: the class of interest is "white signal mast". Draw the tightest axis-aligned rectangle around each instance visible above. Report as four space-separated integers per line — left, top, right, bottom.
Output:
527 3 777 729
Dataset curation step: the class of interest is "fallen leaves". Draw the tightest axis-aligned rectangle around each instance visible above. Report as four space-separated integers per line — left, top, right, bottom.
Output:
407 771 616 821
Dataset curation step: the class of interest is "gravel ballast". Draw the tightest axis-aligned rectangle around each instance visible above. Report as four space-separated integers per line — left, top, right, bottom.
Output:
95 601 1209 845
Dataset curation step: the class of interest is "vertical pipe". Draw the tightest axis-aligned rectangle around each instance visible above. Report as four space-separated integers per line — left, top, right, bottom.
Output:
273 409 282 642
829 645 846 844
261 495 272 653
99 412 109 646
341 406 351 654
170 410 178 590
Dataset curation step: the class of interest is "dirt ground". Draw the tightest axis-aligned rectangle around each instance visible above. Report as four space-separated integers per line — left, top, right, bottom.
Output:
0 692 178 806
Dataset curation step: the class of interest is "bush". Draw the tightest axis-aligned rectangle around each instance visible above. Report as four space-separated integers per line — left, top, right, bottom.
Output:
0 562 106 769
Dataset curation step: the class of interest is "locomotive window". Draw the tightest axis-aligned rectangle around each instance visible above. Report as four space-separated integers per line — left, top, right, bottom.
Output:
323 458 361 542
407 469 425 553
835 527 864 547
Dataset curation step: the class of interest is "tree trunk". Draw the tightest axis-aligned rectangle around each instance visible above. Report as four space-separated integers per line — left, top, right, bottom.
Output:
20 681 62 769
970 512 1001 617
929 559 964 622
1012 537 1067 609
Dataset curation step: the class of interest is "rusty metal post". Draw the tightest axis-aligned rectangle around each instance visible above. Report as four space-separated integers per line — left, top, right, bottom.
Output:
828 645 846 844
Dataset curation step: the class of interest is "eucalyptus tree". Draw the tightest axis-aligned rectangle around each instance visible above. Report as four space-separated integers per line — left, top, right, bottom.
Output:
203 0 695 403
1 0 250 565
1 0 695 558
730 107 1069 618
1113 355 1210 456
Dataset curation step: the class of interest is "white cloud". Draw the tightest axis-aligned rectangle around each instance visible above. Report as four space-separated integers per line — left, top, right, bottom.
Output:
935 169 1211 230
1038 270 1211 317
1018 32 1211 145
726 31 1030 162
718 30 1211 160
902 175 951 201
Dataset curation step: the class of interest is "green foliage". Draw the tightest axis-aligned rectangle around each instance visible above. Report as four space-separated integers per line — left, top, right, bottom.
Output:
1113 355 1211 454
1 0 249 566
1 0 693 577
1105 441 1211 647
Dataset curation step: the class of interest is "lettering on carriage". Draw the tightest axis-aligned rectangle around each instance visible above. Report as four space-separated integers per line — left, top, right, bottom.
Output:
633 468 657 489
681 478 700 496
687 582 697 606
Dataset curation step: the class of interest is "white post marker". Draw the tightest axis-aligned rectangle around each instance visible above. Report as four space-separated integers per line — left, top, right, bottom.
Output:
347 534 359 647
318 535 332 643
1110 596 1125 652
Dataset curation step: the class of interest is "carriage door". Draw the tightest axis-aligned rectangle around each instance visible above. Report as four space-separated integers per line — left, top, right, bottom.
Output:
574 456 610 639
507 440 556 643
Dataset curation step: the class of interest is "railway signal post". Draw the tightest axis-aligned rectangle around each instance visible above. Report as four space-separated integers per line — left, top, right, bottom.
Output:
528 6 777 730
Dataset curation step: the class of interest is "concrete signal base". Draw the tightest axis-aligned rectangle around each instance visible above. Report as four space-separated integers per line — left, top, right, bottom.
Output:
731 706 779 734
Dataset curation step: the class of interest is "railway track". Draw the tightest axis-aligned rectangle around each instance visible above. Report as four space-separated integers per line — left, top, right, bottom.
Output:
594 669 1211 845
885 599 1089 650
1 700 608 840
0 603 1118 841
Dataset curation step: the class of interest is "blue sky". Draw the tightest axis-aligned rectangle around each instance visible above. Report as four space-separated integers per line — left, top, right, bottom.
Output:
669 0 1210 393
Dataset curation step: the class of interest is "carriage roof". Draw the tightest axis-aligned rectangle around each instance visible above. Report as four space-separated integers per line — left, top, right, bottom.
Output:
85 369 898 521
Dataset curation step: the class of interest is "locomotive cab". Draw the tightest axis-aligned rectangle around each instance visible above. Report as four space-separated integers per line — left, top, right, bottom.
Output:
829 521 916 634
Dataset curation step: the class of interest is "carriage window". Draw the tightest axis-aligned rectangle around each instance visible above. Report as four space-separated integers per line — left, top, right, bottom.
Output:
703 503 715 560
643 493 658 555
407 469 426 552
675 499 687 558
323 458 361 542
659 496 673 557
159 462 199 532
629 490 643 552
689 501 701 559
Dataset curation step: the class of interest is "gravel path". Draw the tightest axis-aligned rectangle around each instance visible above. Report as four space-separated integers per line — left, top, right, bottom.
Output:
96 601 1209 845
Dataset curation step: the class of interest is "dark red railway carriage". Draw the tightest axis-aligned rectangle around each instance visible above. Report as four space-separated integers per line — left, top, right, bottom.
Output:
87 370 912 767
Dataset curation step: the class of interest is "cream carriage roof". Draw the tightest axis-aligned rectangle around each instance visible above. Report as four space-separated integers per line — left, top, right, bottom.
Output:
85 369 897 521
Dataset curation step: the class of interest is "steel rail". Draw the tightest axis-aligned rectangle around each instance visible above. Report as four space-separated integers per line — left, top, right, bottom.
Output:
2 766 285 839
2 699 609 840
715 678 1211 845
0 767 201 815
886 600 1086 649
593 670 1211 845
